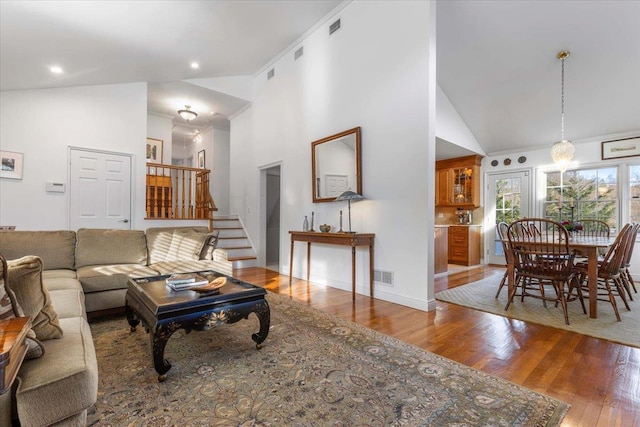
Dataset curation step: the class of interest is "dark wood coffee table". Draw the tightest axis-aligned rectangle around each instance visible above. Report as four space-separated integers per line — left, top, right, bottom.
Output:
125 271 270 381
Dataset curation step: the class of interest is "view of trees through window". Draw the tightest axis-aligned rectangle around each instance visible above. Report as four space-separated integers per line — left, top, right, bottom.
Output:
495 178 521 224
545 167 618 231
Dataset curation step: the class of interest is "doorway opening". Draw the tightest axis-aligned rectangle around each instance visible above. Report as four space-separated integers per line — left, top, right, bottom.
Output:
261 164 281 271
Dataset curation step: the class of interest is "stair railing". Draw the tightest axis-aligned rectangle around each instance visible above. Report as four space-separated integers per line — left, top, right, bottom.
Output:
146 163 217 225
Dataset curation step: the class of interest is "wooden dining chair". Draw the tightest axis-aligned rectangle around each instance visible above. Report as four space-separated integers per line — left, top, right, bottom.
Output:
506 218 584 325
572 223 634 321
577 219 611 257
494 221 521 298
578 219 610 238
618 222 639 300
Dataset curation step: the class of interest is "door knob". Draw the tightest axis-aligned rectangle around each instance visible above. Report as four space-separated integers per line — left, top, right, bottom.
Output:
119 219 129 223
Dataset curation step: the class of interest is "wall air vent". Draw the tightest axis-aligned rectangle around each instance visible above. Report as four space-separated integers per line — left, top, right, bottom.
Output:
373 269 394 287
294 46 304 60
267 68 275 80
329 18 341 35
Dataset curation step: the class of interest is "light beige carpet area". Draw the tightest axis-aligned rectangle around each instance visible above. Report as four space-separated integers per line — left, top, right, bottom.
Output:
436 276 639 348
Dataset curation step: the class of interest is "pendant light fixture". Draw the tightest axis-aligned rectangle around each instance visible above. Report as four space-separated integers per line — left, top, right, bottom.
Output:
550 51 574 173
178 105 197 122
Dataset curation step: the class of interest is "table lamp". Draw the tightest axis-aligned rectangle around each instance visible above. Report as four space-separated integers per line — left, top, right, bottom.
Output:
334 190 364 233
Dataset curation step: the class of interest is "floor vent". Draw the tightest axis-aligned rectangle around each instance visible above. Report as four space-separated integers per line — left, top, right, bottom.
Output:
374 269 394 287
329 19 341 35
267 68 275 80
294 46 304 60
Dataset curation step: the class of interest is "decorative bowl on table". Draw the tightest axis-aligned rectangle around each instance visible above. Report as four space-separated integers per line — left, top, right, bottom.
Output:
189 276 227 293
319 224 331 233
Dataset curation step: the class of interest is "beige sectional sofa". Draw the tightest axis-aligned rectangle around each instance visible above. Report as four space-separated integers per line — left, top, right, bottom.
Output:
0 226 233 426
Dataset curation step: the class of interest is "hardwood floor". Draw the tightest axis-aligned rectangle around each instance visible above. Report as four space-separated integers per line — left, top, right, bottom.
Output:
233 265 640 427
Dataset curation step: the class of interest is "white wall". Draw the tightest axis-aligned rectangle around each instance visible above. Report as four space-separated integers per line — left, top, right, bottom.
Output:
436 85 485 155
230 1 436 310
211 128 231 215
0 83 148 230
147 113 173 164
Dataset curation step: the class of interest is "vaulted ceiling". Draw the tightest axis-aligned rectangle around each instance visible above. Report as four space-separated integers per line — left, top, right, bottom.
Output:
2 1 638 156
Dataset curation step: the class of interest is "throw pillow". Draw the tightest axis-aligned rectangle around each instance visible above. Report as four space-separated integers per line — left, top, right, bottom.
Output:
6 256 63 341
166 229 211 262
199 231 220 260
1 267 45 359
0 280 15 320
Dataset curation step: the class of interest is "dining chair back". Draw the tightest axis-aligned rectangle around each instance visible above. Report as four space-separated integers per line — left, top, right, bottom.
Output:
506 218 582 325
574 223 633 321
619 222 639 298
494 222 512 298
578 219 610 238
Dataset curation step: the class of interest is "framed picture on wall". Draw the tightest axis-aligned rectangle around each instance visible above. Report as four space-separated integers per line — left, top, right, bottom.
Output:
0 150 24 180
146 138 163 163
198 150 206 168
601 136 640 160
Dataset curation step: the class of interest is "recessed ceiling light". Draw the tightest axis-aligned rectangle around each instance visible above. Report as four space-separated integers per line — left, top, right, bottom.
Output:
50 66 63 74
190 62 199 69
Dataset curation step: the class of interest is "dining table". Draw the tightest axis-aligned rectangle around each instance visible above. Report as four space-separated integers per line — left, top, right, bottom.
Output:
505 235 616 319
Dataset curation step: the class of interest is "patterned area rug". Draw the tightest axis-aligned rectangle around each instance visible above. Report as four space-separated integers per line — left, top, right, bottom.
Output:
88 292 568 426
436 276 639 348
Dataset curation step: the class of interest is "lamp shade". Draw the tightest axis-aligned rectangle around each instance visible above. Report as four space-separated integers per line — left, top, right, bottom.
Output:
334 191 364 202
551 139 574 173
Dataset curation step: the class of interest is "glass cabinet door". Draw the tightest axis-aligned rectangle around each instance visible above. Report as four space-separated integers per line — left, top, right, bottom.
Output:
452 167 473 204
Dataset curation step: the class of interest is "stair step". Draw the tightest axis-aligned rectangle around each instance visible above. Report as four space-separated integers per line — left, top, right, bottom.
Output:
229 255 257 262
213 216 256 269
213 218 241 229
215 228 247 238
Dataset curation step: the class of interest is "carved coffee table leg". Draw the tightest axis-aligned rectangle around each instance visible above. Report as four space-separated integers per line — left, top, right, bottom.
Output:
125 301 140 332
152 323 178 382
251 300 271 349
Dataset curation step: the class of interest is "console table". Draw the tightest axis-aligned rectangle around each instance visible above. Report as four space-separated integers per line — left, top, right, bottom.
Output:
289 231 375 300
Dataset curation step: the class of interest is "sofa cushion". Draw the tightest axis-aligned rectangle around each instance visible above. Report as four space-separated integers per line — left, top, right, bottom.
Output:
49 288 86 319
44 277 84 292
16 317 98 427
0 230 76 270
76 264 158 293
84 289 128 313
146 226 209 264
75 229 147 269
43 269 77 280
6 256 63 341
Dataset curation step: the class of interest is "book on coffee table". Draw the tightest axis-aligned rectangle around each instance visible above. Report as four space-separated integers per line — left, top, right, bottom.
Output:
166 274 209 290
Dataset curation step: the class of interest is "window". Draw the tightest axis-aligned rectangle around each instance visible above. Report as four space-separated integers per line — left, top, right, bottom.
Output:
630 165 640 222
495 177 522 224
544 166 618 229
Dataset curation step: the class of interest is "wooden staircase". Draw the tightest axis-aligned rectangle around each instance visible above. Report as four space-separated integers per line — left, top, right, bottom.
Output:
212 216 257 269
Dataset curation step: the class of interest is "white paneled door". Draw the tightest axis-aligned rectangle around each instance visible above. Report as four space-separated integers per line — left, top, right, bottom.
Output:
485 170 531 264
69 148 132 230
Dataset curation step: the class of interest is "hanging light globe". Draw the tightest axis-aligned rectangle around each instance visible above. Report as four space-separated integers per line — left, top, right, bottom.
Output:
551 139 574 173
550 51 574 173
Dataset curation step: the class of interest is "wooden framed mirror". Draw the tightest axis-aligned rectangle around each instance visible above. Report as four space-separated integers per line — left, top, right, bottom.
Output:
312 127 362 203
